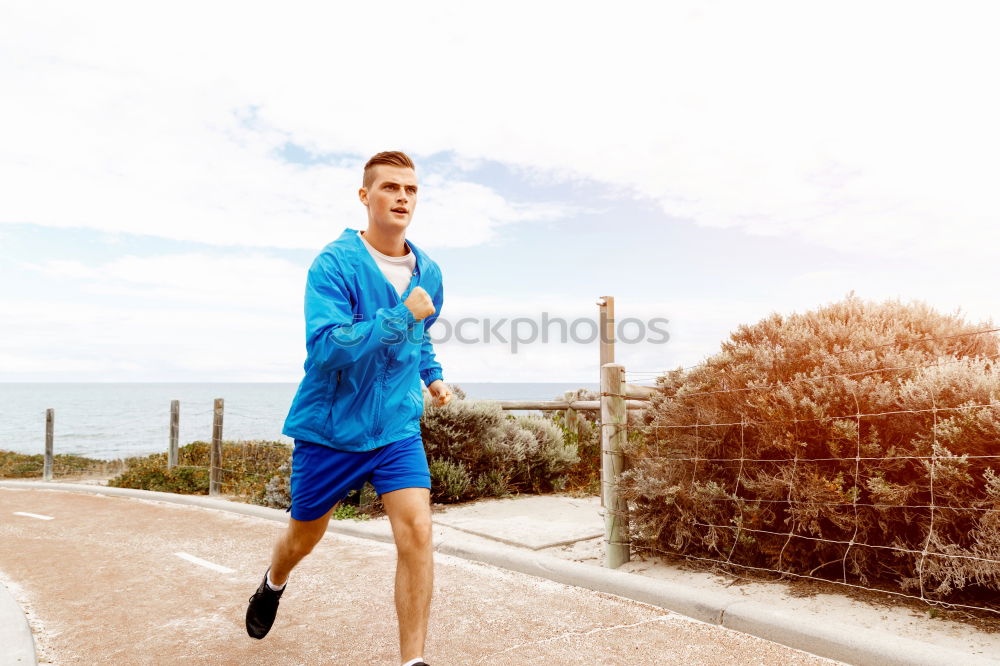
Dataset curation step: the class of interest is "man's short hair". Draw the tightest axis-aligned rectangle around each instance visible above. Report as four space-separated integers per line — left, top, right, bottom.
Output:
363 151 415 189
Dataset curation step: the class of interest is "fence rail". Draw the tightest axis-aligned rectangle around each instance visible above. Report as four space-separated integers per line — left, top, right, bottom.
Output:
494 398 647 411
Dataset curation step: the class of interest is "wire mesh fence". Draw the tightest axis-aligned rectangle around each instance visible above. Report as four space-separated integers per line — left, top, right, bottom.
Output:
609 328 1000 618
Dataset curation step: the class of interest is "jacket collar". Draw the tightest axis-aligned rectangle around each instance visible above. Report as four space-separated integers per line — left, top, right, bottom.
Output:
341 227 427 277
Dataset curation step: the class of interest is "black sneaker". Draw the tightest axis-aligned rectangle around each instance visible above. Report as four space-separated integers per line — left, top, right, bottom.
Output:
245 570 284 639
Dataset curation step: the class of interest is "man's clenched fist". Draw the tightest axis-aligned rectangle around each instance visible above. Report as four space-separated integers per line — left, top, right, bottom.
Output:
403 286 435 321
428 380 453 407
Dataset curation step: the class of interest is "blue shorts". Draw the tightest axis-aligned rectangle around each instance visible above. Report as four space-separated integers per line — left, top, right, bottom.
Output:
288 433 431 521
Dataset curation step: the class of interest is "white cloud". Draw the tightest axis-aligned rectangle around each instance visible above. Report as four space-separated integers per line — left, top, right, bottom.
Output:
23 253 305 310
0 4 567 250
417 176 565 247
1 252 312 381
0 297 303 381
4 2 999 259
3 1 999 383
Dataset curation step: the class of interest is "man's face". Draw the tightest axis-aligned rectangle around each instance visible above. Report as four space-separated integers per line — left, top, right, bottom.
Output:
360 165 418 232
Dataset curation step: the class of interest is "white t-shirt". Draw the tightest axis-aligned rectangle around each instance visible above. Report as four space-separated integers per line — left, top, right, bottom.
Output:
358 231 416 297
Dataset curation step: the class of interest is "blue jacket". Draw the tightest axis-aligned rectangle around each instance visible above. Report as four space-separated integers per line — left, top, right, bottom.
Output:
282 228 444 451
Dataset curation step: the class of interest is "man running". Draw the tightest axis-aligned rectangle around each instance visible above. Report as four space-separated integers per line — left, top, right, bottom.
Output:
246 150 451 666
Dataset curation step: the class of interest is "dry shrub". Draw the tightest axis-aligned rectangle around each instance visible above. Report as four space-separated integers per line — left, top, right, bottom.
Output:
110 396 578 511
0 451 118 479
546 388 646 494
547 389 601 493
109 440 291 504
622 293 1000 605
420 396 579 502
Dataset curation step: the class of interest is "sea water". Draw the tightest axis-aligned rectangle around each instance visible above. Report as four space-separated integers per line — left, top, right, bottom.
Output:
0 382 597 460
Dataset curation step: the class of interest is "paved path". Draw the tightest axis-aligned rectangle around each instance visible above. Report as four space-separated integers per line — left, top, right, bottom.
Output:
0 487 835 665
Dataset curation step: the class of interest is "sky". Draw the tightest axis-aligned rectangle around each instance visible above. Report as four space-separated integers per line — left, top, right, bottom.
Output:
1 1 998 384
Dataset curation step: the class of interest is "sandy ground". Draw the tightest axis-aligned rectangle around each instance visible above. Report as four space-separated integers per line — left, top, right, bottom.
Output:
0 487 838 665
542 533 1000 658
429 494 999 659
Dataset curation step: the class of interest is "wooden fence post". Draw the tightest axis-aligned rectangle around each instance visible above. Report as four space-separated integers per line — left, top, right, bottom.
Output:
597 296 615 507
210 398 223 496
564 390 578 438
44 408 54 481
168 400 180 470
601 363 629 568
598 296 615 367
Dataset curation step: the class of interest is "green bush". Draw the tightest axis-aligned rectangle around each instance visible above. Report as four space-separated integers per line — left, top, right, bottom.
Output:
518 416 577 492
421 395 579 502
109 441 290 505
428 458 473 502
332 501 369 521
0 451 47 478
263 459 292 508
0 451 117 479
545 390 602 493
622 293 1000 605
545 388 647 495
108 452 210 493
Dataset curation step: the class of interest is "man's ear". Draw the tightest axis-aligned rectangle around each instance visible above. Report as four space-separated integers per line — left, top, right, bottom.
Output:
358 187 368 206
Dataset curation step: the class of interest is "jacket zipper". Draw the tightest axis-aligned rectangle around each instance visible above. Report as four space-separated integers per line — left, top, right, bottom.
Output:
372 351 392 437
324 370 342 437
369 256 417 440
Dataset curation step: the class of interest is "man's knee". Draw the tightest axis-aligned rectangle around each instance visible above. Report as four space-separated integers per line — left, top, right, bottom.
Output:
395 515 433 554
284 525 325 558
290 536 319 558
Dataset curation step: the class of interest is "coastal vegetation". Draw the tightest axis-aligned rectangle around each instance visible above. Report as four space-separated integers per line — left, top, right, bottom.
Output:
621 294 1000 605
2 387 582 515
0 450 117 478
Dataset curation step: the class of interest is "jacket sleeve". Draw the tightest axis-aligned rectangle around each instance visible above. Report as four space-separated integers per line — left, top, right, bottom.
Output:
305 255 415 373
419 278 444 386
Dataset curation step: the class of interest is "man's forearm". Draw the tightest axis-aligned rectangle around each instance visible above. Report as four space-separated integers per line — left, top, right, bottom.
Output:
308 302 416 372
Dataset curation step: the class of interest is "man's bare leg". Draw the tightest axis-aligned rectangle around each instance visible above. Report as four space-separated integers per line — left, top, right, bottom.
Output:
382 487 433 664
269 503 337 585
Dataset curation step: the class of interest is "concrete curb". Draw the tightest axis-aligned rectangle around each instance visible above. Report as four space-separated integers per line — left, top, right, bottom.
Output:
720 600 992 666
2 481 996 665
0 578 37 666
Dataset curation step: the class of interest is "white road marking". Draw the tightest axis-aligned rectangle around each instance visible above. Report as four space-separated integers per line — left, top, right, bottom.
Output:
174 551 236 574
13 511 54 521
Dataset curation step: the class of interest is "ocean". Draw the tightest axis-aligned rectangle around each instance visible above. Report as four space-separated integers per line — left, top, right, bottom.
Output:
0 382 598 460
